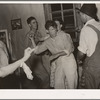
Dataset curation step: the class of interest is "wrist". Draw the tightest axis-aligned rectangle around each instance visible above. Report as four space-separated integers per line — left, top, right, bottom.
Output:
19 58 25 66
21 56 27 62
21 58 25 63
19 58 24 68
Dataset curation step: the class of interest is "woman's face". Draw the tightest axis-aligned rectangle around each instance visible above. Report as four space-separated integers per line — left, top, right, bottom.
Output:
30 19 38 30
48 26 57 38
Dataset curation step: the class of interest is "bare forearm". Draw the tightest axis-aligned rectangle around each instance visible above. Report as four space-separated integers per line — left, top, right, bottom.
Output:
39 35 50 42
0 58 24 77
0 47 34 78
77 50 85 62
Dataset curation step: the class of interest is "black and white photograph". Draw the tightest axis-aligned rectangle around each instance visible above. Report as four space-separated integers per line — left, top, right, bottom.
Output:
0 1 100 99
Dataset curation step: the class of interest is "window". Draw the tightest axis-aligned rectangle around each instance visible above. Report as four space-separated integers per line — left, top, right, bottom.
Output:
44 4 82 42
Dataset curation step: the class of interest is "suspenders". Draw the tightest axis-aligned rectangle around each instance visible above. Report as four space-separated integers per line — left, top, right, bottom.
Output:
87 24 100 37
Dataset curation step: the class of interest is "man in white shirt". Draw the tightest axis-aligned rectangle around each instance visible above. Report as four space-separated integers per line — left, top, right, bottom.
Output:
77 4 100 89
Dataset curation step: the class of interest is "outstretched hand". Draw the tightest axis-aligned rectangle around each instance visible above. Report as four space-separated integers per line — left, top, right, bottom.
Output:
23 47 35 62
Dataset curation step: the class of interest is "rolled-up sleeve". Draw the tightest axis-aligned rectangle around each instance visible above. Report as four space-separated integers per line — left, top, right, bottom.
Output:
78 29 87 54
78 26 98 56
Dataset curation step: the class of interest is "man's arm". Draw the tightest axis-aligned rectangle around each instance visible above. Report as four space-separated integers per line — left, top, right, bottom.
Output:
0 48 34 78
0 58 24 77
77 50 85 66
0 48 8 67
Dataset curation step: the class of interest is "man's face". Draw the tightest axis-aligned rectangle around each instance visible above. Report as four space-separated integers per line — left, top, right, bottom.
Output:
55 20 62 31
29 19 37 30
48 26 57 38
80 12 87 24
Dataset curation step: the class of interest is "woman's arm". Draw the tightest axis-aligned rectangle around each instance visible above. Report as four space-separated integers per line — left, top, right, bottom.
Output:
33 42 48 54
0 47 34 78
50 50 67 61
39 35 50 42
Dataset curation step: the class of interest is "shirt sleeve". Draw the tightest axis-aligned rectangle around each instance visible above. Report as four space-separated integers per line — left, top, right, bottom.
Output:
0 48 8 68
34 41 48 54
78 26 98 56
78 28 87 54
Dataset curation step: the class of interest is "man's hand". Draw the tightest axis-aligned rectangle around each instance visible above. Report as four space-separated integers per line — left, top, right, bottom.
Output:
23 47 35 62
29 34 33 40
77 50 85 67
77 59 83 67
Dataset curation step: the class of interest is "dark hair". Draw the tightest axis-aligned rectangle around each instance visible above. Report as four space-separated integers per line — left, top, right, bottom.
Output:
45 20 57 30
53 19 65 30
27 16 36 24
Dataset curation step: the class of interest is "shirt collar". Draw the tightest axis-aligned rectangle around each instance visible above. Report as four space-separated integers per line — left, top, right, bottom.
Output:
84 19 95 27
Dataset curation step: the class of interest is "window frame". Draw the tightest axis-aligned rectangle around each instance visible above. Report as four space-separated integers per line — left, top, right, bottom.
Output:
44 3 82 42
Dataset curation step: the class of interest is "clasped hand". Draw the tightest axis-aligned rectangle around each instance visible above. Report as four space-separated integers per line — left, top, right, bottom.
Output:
21 47 36 80
23 47 35 62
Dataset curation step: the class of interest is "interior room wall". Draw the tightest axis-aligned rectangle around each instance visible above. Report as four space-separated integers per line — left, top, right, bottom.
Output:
0 4 46 60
